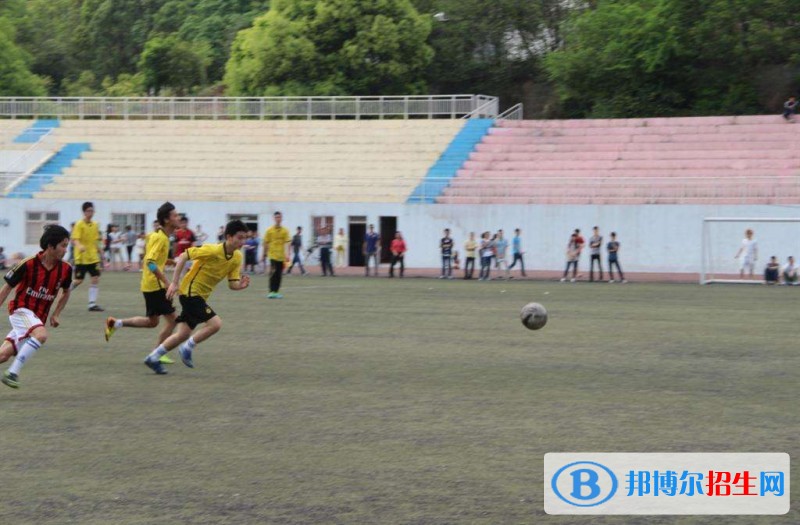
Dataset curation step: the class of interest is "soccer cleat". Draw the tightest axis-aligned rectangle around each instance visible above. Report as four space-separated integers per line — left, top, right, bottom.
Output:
144 357 168 375
267 292 276 299
1 371 20 389
159 355 175 364
104 317 117 342
273 293 284 299
88 304 105 312
179 345 194 368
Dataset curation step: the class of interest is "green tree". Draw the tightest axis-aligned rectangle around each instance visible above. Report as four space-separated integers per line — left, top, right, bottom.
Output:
225 0 433 96
154 0 270 82
0 17 47 96
139 35 209 95
76 0 168 80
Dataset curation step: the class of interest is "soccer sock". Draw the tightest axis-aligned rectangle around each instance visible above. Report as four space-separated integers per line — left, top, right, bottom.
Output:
184 337 197 351
8 337 42 375
88 285 98 305
114 319 123 328
147 345 168 361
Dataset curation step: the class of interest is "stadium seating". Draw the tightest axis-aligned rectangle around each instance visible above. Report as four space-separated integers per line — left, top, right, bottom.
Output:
437 115 800 204
28 120 464 202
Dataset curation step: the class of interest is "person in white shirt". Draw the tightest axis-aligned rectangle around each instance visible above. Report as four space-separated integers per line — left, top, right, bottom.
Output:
195 224 209 245
108 224 125 271
734 229 758 279
783 255 798 285
334 227 348 267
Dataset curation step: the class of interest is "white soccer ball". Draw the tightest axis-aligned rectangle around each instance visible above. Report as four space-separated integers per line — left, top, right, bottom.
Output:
520 302 548 330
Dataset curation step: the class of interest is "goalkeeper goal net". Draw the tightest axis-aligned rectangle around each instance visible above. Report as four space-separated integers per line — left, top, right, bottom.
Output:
701 217 800 284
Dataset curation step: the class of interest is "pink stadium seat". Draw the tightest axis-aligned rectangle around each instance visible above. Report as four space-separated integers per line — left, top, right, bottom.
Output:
446 115 800 204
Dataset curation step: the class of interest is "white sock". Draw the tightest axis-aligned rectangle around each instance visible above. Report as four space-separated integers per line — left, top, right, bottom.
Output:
147 345 167 361
88 285 98 305
114 319 123 328
8 337 42 375
184 337 196 351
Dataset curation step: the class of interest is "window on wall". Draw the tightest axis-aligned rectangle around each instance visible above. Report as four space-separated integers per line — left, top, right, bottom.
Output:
25 211 59 245
312 216 334 241
111 213 146 235
227 214 259 235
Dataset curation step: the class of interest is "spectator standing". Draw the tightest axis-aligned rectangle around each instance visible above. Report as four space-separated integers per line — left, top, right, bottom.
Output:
124 225 137 270
174 217 196 260
494 230 510 279
264 211 291 297
607 232 626 283
216 226 225 242
363 224 380 276
286 226 307 275
195 224 209 245
478 232 493 281
463 232 477 279
109 225 125 271
589 226 604 282
135 233 146 271
0 247 6 270
734 228 758 280
783 96 797 122
783 256 798 285
334 228 348 268
561 232 580 282
765 256 780 284
317 226 334 277
508 228 526 277
243 230 259 274
389 232 406 278
440 228 454 279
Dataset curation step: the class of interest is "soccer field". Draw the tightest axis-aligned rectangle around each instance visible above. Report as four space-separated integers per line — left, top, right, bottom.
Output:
1 273 797 524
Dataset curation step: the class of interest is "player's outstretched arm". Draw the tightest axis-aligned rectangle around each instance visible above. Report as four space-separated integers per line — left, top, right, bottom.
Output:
50 289 71 327
167 253 189 299
0 283 12 308
229 275 250 291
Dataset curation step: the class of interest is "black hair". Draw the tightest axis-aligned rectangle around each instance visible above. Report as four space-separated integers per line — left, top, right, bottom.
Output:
297 226 302 231
156 202 175 227
274 211 282 216
82 201 94 212
40 224 70 250
611 232 617 236
225 219 248 238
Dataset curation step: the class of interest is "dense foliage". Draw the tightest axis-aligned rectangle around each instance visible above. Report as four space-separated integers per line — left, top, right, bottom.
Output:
2 0 798 117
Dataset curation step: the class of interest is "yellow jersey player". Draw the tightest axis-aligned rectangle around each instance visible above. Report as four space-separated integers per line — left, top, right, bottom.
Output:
143 220 250 374
105 202 180 364
71 201 104 311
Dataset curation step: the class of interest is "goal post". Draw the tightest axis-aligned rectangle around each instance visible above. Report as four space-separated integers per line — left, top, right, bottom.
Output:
701 217 800 284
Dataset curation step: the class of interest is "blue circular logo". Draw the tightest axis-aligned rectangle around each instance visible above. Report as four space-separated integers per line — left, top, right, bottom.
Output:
551 461 618 507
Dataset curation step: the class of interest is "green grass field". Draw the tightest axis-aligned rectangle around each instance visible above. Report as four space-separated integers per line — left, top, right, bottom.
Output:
1 273 797 524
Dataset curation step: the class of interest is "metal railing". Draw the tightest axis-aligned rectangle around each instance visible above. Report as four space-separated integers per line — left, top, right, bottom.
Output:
0 95 501 120
1 129 55 194
496 103 523 121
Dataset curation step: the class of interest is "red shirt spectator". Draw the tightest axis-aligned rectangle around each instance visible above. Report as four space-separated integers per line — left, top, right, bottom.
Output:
391 238 406 254
174 223 196 258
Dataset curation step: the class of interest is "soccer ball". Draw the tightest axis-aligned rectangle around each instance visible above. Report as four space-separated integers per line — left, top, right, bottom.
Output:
520 302 548 330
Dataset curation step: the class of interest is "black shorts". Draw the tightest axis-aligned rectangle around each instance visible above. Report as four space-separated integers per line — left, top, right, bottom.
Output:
143 290 176 317
74 263 101 279
176 295 217 329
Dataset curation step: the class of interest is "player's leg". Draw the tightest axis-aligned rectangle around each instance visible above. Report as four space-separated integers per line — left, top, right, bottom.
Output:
0 339 16 364
144 322 192 373
2 326 47 389
156 312 177 345
88 267 103 311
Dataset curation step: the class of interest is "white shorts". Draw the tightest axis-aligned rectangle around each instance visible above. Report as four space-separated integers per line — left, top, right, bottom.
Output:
740 257 755 272
4 308 44 354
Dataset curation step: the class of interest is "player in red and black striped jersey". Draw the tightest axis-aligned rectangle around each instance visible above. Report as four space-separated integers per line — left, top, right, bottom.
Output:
0 225 73 389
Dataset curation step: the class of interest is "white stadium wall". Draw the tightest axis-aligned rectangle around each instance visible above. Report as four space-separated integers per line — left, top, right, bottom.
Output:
2 199 800 275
